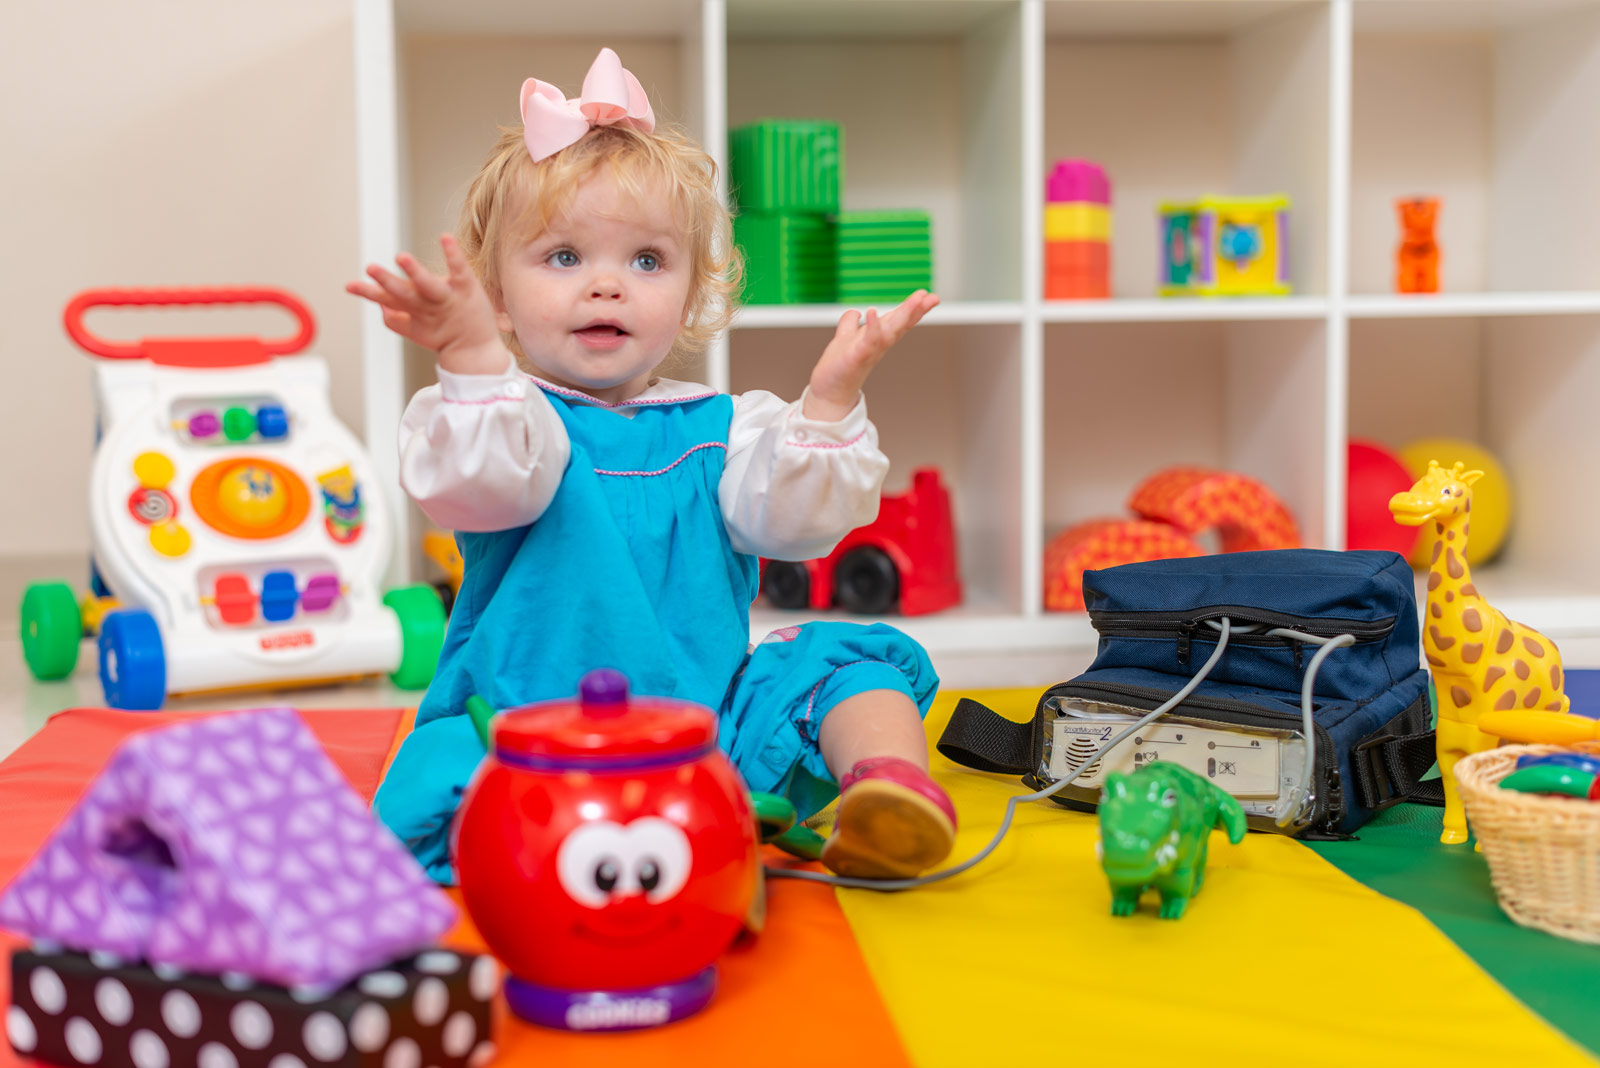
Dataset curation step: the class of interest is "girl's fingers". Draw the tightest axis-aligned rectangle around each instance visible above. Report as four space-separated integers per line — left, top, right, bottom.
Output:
440 234 472 281
347 277 408 311
833 308 862 341
366 263 417 305
395 252 450 303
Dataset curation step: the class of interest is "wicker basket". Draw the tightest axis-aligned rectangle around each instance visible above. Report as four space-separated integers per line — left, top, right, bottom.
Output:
1456 744 1600 944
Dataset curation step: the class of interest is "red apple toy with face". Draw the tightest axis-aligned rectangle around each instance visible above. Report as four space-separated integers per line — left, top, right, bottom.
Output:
453 669 760 1031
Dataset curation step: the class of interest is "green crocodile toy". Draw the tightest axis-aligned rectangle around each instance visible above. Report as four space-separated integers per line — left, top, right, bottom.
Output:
1097 761 1248 920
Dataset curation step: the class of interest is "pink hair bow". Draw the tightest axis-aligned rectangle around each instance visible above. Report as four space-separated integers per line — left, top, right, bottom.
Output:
520 47 656 163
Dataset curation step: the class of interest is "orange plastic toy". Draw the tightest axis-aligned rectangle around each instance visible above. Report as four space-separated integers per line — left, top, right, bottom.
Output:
1396 197 1440 294
1128 467 1301 553
1043 519 1204 611
1390 460 1570 844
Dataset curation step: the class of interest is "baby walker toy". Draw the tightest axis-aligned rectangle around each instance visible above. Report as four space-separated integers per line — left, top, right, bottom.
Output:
19 287 446 709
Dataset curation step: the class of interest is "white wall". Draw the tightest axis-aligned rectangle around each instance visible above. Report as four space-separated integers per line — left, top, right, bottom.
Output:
1 0 361 557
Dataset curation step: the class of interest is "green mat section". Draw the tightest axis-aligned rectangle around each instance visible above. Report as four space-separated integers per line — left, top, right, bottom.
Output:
1310 802 1600 1056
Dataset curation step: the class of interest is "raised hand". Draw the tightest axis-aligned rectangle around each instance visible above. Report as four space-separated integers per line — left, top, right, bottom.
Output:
346 233 509 375
803 290 940 422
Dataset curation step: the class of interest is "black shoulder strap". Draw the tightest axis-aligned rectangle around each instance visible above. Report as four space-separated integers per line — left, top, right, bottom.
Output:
1352 730 1444 809
936 698 1036 776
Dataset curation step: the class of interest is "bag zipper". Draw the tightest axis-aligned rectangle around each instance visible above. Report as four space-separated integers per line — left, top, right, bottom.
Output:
1039 679 1344 834
1090 607 1395 667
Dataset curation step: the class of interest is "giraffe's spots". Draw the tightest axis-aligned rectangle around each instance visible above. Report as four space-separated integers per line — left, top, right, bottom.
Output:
1494 690 1517 711
1466 499 1472 512
1524 637 1546 658
1462 643 1482 664
1432 543 1442 564
1428 571 1442 591
1446 529 1455 541
1430 626 1455 650
1435 522 1445 535
1450 686 1471 708
1514 660 1530 680
1430 603 1442 619
1553 665 1563 691
1483 667 1505 692
1462 608 1481 632
1446 590 1455 602
1548 703 1565 711
1464 523 1470 539
1524 688 1543 708
1446 548 1464 579
1462 583 1478 597
1496 631 1514 655
1427 654 1447 668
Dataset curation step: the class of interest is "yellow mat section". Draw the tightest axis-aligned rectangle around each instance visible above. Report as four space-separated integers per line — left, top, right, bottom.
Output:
836 689 1597 1068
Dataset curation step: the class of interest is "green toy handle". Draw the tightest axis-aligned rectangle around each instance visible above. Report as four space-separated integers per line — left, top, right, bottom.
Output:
465 694 497 749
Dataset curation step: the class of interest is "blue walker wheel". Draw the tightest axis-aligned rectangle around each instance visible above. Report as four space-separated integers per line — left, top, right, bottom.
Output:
98 609 167 710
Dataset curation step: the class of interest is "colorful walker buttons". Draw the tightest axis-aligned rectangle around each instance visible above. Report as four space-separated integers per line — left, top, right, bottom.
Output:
188 411 220 439
255 404 289 439
148 521 191 558
260 570 299 622
301 573 340 612
223 406 256 442
216 463 289 528
133 452 175 489
128 487 176 525
214 573 255 625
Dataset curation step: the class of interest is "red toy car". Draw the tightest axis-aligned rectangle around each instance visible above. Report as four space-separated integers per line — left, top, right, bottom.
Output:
760 466 962 616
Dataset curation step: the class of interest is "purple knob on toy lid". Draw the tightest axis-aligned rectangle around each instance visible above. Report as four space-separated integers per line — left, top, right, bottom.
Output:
580 668 630 718
1047 159 1111 205
0 708 456 988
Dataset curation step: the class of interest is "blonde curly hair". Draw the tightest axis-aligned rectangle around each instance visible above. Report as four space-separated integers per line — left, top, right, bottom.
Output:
455 122 740 365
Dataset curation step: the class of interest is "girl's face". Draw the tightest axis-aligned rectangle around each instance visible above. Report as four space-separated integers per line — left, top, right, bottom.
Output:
494 169 693 403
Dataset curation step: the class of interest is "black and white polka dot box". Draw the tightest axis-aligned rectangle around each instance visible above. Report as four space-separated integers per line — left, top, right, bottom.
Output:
8 946 498 1068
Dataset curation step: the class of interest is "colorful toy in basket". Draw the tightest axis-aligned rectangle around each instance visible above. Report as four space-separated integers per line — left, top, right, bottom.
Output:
1160 195 1291 297
1389 460 1570 844
1396 196 1440 294
1044 159 1111 300
454 670 760 1032
760 466 961 616
1 708 494 1068
1099 762 1247 920
19 288 445 709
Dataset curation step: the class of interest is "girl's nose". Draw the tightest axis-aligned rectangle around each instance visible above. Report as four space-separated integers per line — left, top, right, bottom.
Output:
589 272 624 300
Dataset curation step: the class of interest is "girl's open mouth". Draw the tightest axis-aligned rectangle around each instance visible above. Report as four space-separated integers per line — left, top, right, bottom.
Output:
575 322 629 348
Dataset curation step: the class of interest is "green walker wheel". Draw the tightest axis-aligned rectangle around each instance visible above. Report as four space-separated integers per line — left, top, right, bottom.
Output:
21 581 82 680
383 584 447 690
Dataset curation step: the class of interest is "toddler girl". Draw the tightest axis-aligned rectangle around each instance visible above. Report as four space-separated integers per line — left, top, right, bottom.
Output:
351 48 954 885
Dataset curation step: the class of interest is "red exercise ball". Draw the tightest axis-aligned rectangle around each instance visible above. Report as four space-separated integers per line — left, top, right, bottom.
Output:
1347 439 1420 557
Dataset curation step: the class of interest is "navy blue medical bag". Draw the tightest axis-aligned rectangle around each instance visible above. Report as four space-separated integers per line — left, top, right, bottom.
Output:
939 549 1441 838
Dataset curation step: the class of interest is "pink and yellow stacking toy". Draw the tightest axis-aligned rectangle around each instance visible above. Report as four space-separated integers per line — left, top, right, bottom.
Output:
1045 159 1111 300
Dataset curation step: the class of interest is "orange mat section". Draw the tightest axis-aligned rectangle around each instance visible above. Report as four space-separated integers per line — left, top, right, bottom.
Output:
0 707 909 1068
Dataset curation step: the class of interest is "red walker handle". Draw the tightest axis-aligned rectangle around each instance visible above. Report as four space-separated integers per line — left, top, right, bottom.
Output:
62 287 316 367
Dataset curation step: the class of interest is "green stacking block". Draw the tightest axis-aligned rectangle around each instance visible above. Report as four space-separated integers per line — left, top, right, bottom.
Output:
735 212 837 304
836 211 932 302
730 120 841 215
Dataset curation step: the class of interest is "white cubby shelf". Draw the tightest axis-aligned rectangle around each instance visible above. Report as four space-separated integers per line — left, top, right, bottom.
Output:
360 0 1600 658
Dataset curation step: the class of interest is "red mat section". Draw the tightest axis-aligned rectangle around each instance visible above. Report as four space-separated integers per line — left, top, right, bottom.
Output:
0 707 909 1067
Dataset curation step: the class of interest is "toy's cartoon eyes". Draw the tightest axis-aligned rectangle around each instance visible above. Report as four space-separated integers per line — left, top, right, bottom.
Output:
1160 789 1178 808
556 818 692 908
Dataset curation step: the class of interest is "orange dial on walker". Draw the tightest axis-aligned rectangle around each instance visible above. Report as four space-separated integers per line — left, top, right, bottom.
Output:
190 457 310 539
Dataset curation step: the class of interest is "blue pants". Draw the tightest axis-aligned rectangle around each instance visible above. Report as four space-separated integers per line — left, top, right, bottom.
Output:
374 620 938 884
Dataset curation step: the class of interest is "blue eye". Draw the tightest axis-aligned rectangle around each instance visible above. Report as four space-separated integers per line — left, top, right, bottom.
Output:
633 251 660 272
549 249 579 268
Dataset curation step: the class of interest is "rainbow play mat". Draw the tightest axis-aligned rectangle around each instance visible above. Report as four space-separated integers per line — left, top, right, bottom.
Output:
3 692 1597 1068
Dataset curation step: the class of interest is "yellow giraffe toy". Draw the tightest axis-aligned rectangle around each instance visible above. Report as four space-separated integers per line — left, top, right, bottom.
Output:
1389 461 1570 844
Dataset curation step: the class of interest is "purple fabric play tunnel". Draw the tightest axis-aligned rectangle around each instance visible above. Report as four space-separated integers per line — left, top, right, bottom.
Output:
0 708 456 989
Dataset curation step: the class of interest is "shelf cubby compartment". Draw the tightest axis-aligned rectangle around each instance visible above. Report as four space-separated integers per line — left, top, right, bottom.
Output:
1347 312 1600 636
731 320 1026 634
1043 0 1331 300
1042 318 1330 563
726 0 1024 305
1350 0 1600 296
